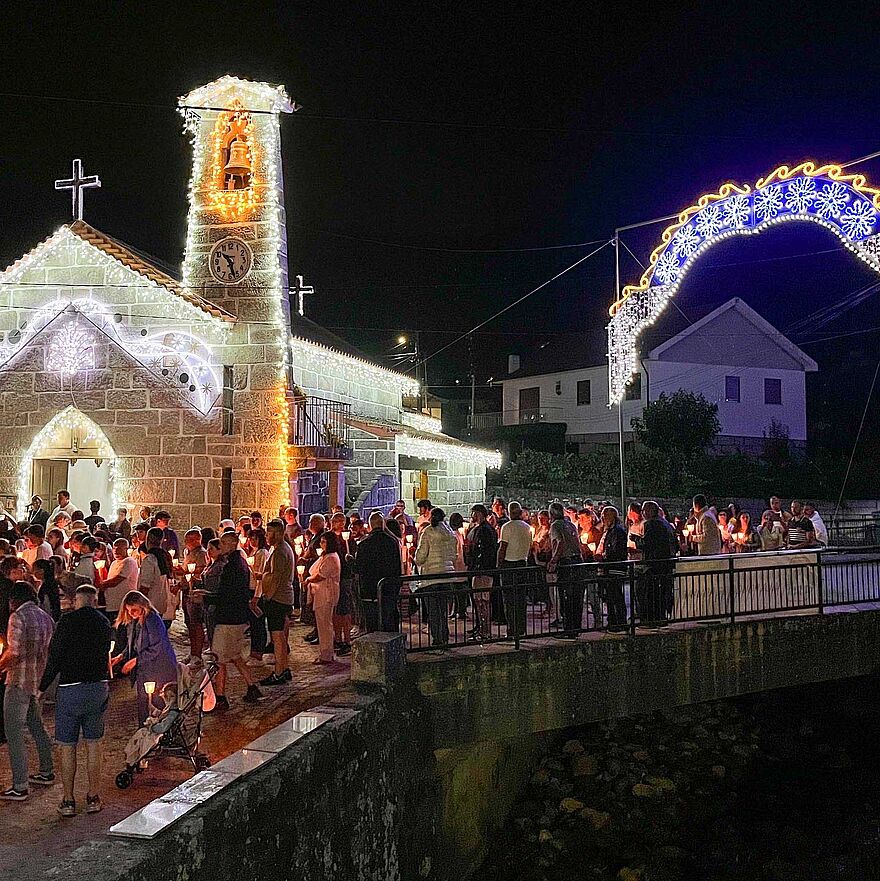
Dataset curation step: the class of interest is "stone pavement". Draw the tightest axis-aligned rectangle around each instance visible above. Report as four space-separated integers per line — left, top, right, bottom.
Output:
0 617 351 880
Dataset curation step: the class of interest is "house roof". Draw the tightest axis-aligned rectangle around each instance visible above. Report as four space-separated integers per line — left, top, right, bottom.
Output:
179 75 294 113
648 297 818 371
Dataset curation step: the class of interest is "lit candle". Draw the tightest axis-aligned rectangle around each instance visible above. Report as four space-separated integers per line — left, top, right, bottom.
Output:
239 534 247 546
94 559 105 571
247 556 255 567
529 526 535 539
296 564 305 578
406 534 414 546
109 640 115 680
316 548 324 556
579 533 589 545
144 681 156 697
169 549 176 559
588 542 597 553
683 525 693 537
342 530 351 542
187 562 196 573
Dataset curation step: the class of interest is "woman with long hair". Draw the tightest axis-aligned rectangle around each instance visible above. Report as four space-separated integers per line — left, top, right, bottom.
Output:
245 527 270 664
414 507 459 648
304 531 341 664
112 590 178 725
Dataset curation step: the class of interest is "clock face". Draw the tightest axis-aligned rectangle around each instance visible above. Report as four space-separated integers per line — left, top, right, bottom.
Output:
209 238 253 284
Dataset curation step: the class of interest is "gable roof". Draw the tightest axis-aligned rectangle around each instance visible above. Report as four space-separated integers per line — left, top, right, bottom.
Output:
648 297 818 371
0 223 234 322
179 75 294 113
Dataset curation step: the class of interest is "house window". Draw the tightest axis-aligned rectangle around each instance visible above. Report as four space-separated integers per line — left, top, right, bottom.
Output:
764 377 782 405
577 379 592 406
519 386 540 423
725 375 740 403
625 374 642 401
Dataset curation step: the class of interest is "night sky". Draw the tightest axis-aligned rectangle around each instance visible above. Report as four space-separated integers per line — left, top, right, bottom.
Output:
2 2 879 444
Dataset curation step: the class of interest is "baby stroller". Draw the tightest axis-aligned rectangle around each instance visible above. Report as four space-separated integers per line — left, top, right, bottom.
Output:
115 654 218 789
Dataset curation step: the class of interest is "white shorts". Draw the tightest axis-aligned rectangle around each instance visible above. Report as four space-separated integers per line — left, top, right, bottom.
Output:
212 624 249 664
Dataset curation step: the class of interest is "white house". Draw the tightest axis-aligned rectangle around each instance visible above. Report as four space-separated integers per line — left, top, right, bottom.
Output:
500 298 818 453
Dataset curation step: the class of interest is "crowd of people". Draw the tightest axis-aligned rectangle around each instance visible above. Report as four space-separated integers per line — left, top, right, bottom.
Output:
0 488 832 814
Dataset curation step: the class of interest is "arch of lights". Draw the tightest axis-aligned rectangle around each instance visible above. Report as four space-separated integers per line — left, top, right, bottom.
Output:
18 406 119 519
0 298 222 414
608 161 880 404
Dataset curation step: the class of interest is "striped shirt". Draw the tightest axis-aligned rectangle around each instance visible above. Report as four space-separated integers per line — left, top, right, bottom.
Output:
6 601 54 694
787 517 815 549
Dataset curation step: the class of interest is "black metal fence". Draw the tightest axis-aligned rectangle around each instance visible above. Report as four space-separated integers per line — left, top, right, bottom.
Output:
377 547 880 653
289 395 352 458
828 516 880 547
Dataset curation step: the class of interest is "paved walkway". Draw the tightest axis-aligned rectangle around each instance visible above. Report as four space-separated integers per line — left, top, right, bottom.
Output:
0 617 350 880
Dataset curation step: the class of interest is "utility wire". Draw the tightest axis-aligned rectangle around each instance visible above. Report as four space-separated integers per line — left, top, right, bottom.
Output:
833 358 880 524
417 239 614 368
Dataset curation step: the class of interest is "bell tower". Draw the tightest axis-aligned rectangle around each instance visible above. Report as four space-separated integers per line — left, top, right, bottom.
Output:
179 75 294 324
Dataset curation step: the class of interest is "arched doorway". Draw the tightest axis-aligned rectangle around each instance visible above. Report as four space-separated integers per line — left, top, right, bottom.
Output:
608 161 880 403
19 407 117 519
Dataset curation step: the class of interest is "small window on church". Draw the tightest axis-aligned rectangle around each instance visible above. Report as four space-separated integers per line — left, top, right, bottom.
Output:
222 366 234 435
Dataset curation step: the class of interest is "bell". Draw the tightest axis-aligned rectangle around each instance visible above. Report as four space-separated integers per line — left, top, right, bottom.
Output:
224 139 251 176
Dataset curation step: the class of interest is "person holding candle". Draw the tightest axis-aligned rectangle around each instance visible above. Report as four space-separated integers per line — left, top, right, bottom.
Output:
465 505 498 641
74 535 98 585
547 502 585 638
244 527 270 665
329 513 354 657
39 584 111 816
355 512 403 633
153 511 180 559
299 514 327 645
594 506 629 631
415 508 459 649
137 527 176 630
691 495 722 556
112 591 178 725
193 533 262 708
21 525 52 568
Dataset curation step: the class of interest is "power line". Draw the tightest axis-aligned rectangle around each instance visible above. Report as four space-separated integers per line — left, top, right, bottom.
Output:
417 239 614 368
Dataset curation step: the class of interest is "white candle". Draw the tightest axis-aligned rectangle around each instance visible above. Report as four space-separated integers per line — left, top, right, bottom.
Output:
108 640 115 680
95 560 106 571
406 534 414 546
144 681 156 697
342 530 351 541
316 548 324 556
588 542 597 553
187 562 196 573
296 564 305 578
247 556 255 567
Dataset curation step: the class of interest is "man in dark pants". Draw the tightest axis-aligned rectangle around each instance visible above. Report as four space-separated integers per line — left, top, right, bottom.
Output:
497 501 532 640
636 500 678 626
355 512 403 632
547 502 584 638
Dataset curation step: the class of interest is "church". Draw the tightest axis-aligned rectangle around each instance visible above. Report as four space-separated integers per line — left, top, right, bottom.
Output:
0 75 498 524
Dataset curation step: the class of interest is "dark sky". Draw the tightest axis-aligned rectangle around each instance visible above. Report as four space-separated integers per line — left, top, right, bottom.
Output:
2 1 880 435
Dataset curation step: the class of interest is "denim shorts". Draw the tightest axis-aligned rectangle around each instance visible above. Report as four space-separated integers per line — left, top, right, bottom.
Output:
55 681 110 745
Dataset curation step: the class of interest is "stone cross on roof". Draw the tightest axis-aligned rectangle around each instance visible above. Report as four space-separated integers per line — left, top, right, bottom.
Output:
55 159 101 221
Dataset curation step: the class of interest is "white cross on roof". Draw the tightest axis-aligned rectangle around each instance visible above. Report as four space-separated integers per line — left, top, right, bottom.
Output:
55 159 101 221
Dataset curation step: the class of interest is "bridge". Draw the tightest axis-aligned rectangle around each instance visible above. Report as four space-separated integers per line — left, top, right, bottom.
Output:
51 547 880 881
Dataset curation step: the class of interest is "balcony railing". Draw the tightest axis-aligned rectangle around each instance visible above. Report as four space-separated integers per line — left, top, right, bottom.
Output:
289 395 352 459
467 407 566 429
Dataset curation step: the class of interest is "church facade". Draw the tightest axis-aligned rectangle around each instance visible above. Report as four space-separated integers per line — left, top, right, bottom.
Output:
0 76 497 524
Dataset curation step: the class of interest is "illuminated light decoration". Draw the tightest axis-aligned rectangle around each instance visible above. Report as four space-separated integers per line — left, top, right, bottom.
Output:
18 407 119 519
49 322 94 375
180 77 296 510
290 336 420 397
395 433 502 469
203 101 261 222
400 410 443 434
0 298 222 414
608 161 880 404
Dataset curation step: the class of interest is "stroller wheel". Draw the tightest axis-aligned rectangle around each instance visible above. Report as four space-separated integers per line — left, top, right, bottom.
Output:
195 755 211 771
115 770 134 790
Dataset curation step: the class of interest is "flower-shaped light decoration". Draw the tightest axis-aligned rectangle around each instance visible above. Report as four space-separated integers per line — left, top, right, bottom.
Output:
49 323 95 376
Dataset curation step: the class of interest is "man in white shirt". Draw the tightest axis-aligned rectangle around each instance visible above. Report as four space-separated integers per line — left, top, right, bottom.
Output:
804 503 828 546
101 539 139 618
21 525 53 567
497 501 533 639
48 491 77 524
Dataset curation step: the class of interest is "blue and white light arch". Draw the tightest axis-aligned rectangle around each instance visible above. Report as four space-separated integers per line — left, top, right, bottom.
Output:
608 162 880 403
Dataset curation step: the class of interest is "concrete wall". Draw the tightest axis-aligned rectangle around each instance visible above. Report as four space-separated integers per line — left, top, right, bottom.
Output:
412 610 880 748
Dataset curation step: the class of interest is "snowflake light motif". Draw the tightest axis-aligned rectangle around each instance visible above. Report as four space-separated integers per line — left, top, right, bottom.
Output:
723 194 750 228
784 177 816 213
815 181 850 219
695 206 724 238
49 324 95 376
840 199 878 238
672 224 701 257
754 185 784 221
653 250 681 285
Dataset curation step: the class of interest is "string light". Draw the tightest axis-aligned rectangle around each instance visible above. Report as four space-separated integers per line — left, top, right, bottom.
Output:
204 101 262 222
608 160 880 404
396 433 501 468
400 411 443 434
18 407 119 519
290 336 420 397
49 322 94 375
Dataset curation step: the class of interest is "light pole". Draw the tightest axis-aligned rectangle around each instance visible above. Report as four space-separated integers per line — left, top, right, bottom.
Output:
614 232 626 515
